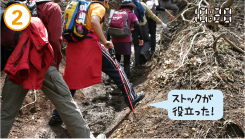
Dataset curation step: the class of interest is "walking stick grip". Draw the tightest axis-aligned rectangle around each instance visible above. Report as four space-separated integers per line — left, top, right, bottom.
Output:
109 48 115 56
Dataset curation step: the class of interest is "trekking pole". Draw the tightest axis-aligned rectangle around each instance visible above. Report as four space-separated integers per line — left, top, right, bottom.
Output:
108 47 137 118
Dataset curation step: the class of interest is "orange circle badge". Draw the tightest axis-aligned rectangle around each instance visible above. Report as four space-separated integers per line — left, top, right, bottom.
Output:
4 3 31 31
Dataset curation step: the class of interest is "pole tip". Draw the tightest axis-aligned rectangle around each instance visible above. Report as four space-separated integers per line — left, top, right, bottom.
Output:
134 113 137 118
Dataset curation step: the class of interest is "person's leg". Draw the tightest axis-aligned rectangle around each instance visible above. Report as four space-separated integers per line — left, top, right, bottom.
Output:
132 30 142 66
41 66 90 138
101 47 144 106
141 23 151 42
160 1 171 33
140 23 151 62
123 55 131 78
50 89 77 125
148 19 157 53
115 54 121 64
166 1 179 16
160 1 169 24
1 76 29 138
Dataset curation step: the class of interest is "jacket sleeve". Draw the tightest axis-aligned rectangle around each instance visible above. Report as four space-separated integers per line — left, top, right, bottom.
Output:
133 21 143 40
132 0 145 22
156 5 166 12
142 2 162 24
46 4 62 49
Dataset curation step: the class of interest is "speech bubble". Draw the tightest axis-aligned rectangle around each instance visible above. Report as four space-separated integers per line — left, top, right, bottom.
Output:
149 90 223 120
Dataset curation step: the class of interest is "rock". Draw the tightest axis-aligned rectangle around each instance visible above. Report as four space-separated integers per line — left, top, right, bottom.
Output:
183 133 189 138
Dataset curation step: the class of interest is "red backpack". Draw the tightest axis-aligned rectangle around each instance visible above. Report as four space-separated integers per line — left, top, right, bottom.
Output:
107 10 130 38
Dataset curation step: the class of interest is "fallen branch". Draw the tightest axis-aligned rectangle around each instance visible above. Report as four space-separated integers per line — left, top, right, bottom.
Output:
212 33 245 54
181 24 205 65
222 35 245 54
20 89 37 110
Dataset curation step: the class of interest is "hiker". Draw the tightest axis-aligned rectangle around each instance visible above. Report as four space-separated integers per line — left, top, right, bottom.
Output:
0 0 97 138
132 0 167 66
107 0 144 78
145 0 174 55
159 0 189 36
49 0 145 126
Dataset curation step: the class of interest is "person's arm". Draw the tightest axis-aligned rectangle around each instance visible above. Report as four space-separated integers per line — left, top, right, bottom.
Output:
141 2 162 24
91 15 113 49
156 5 165 11
164 9 175 20
44 2 63 68
133 21 143 46
183 0 189 3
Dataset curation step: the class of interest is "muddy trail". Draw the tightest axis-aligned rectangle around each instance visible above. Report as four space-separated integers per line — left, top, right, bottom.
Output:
1 0 245 138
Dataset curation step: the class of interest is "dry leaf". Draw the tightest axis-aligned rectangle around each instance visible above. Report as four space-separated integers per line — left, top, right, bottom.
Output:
145 68 150 72
220 75 226 78
201 83 205 88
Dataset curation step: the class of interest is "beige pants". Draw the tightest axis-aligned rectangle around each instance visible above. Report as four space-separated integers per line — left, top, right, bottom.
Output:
1 66 90 138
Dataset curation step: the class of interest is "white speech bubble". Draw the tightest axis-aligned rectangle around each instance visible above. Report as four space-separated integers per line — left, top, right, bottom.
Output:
149 90 223 120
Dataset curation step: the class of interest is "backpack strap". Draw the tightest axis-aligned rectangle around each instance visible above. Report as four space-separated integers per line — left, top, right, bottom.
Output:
101 16 105 23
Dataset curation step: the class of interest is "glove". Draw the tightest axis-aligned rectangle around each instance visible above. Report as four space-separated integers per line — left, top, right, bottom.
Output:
161 22 167 29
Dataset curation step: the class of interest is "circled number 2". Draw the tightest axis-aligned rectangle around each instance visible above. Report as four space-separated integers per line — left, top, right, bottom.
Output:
12 10 22 25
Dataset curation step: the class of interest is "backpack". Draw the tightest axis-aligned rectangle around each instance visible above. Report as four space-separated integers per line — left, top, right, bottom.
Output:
107 10 130 38
62 0 104 42
1 0 50 71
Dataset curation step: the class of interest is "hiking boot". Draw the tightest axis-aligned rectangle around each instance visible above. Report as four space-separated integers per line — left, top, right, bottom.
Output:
49 115 63 126
126 91 145 110
140 52 149 64
164 32 171 37
140 52 148 62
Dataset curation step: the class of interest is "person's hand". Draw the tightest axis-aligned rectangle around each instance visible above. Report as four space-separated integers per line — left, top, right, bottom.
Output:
170 15 175 20
161 22 167 29
103 41 114 49
139 40 144 46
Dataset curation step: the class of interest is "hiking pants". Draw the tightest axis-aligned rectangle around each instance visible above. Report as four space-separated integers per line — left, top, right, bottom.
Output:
52 48 138 119
160 0 179 33
102 47 138 101
132 23 151 65
148 18 157 53
116 54 131 78
1 66 90 138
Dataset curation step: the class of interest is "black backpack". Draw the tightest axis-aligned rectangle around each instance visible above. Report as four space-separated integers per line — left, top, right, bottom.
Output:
1 0 51 71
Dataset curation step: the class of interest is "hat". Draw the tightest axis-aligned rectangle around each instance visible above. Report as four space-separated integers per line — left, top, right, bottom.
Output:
118 0 137 10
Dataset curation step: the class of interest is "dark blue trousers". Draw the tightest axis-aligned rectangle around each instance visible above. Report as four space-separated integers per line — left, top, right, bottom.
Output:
52 47 138 118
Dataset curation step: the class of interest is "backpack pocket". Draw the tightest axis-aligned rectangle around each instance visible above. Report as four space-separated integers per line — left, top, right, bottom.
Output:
108 27 130 38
